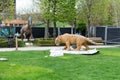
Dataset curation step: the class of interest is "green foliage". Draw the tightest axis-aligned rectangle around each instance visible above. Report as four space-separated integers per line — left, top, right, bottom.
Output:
18 40 26 47
0 47 120 80
0 38 25 47
0 38 55 47
33 38 55 46
77 22 86 31
39 0 120 27
76 0 114 26
76 0 114 36
0 38 9 47
40 21 71 27
0 0 15 20
40 0 76 22
57 0 76 22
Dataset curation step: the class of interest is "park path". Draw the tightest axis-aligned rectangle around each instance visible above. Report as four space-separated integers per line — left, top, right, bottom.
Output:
0 45 119 52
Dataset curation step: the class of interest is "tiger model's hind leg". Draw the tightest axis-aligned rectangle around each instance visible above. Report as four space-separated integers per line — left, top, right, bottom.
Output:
83 42 89 50
75 44 82 51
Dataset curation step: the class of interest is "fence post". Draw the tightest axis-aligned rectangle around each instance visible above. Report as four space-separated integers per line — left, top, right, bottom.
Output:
94 27 96 37
105 26 108 45
15 32 20 50
58 27 60 36
15 35 18 50
71 27 73 34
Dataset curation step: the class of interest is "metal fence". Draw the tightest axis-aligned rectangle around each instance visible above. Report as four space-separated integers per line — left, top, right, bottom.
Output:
95 26 120 45
0 26 76 38
1 26 120 45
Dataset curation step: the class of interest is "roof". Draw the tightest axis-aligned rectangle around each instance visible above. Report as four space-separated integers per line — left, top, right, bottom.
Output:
5 20 28 24
3 20 35 27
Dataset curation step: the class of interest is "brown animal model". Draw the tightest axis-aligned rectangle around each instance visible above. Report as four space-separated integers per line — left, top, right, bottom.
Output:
20 24 32 41
55 33 103 51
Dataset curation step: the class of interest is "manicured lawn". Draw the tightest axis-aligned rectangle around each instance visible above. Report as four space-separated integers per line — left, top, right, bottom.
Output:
0 47 120 80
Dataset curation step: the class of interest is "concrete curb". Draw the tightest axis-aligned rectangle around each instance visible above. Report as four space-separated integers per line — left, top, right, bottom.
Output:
0 45 119 52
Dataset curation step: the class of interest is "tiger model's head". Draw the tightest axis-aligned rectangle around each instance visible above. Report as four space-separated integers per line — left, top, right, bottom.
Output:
55 36 61 46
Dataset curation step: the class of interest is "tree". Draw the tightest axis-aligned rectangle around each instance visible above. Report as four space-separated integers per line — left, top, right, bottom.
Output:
39 0 51 38
57 0 76 33
0 0 15 20
76 0 111 37
38 0 76 38
111 0 120 27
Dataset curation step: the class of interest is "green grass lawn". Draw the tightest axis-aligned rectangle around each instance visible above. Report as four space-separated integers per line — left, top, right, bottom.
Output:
0 47 120 80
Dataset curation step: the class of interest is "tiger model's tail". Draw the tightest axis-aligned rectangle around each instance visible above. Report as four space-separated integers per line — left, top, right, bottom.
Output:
86 38 104 45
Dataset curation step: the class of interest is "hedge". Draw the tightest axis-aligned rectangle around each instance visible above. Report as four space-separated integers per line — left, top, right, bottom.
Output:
33 38 55 46
0 38 25 47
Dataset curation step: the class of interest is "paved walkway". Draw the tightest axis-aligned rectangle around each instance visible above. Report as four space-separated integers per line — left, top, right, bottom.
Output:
0 45 119 52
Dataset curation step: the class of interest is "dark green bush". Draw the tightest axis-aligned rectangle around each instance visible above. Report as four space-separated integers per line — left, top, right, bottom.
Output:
18 39 26 47
33 38 55 46
0 38 62 47
0 38 15 47
0 38 9 47
77 23 86 31
0 38 25 47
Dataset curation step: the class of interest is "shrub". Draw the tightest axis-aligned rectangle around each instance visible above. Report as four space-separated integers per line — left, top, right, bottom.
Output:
0 38 9 47
33 38 55 46
0 38 25 47
18 39 26 47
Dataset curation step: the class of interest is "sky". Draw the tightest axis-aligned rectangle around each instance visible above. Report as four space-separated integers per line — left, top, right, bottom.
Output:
16 0 33 14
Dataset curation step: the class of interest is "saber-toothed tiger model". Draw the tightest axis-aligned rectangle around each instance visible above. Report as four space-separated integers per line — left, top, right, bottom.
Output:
55 33 103 51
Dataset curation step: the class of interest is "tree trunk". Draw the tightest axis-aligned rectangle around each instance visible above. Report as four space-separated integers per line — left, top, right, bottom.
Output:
44 19 50 38
85 0 92 37
53 20 56 39
53 0 57 39
86 16 91 37
74 18 76 34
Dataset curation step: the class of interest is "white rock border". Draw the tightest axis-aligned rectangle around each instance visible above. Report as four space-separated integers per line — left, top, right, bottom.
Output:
50 48 99 57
